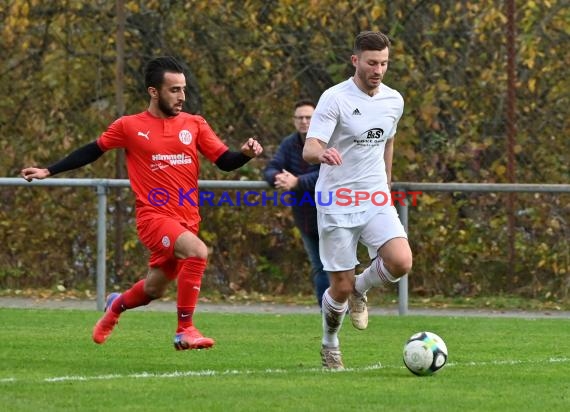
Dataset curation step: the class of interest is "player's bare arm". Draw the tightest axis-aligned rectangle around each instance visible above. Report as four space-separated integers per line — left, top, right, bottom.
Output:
384 137 394 188
303 137 342 166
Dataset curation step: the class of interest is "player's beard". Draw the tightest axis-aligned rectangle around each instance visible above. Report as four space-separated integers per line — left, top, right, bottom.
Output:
368 74 383 88
158 95 181 117
363 71 383 90
355 69 383 93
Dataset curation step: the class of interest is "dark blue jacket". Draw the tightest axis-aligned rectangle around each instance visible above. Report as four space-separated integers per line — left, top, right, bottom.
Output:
263 132 320 236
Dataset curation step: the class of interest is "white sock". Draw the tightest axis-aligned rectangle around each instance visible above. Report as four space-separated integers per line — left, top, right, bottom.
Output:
354 259 400 295
321 289 347 348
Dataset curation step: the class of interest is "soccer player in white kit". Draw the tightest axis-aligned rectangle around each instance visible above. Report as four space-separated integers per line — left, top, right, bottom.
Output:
303 31 413 369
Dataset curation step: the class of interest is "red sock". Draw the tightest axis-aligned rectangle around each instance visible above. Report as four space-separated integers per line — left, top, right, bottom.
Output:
110 279 153 314
176 257 207 332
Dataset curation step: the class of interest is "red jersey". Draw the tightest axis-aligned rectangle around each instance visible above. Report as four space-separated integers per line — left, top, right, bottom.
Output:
97 111 228 224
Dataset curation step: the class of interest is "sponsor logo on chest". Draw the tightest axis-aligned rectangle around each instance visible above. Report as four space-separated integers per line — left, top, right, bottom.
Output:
146 129 194 171
354 128 386 146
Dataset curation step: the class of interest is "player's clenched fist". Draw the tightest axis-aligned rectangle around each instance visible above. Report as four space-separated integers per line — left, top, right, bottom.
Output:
21 167 50 182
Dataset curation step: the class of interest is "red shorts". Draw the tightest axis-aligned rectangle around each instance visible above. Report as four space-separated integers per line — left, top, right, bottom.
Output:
136 214 199 280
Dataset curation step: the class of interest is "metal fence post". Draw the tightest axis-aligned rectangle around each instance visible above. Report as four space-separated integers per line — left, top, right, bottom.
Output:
96 184 107 311
396 195 409 315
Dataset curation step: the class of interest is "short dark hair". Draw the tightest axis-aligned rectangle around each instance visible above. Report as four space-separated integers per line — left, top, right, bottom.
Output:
144 56 185 89
353 31 391 54
294 98 316 109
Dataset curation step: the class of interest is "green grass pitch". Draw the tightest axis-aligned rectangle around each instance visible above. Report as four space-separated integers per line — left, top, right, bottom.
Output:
0 308 568 411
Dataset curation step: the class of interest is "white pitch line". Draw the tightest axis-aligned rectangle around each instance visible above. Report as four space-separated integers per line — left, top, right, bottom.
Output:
1 357 568 385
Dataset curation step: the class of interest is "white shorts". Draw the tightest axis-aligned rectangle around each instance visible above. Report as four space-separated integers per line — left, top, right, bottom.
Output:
317 206 407 272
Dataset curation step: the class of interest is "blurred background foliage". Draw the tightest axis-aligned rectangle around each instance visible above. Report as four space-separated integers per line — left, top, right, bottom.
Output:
0 0 568 303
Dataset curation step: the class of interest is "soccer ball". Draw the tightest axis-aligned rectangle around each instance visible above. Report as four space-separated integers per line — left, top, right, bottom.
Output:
403 331 448 376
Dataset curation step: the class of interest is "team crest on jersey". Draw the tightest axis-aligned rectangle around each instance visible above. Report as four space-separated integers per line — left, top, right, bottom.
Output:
179 130 192 145
162 236 171 248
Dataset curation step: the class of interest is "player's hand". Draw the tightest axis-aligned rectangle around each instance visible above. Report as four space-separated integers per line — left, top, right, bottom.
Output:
319 147 342 166
274 169 298 190
21 167 50 182
241 137 263 158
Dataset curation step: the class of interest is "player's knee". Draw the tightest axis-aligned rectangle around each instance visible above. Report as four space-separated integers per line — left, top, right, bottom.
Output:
174 234 208 260
339 283 354 297
395 258 413 277
144 283 167 299
188 242 208 260
145 268 173 298
330 278 353 300
400 262 413 277
386 256 413 278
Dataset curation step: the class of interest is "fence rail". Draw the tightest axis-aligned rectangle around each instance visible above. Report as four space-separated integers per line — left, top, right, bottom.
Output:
1 177 569 313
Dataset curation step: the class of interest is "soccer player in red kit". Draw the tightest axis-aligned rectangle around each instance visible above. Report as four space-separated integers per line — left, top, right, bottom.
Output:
21 56 263 350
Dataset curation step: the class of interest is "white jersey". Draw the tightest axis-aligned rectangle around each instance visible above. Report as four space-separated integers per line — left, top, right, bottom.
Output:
307 78 404 214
